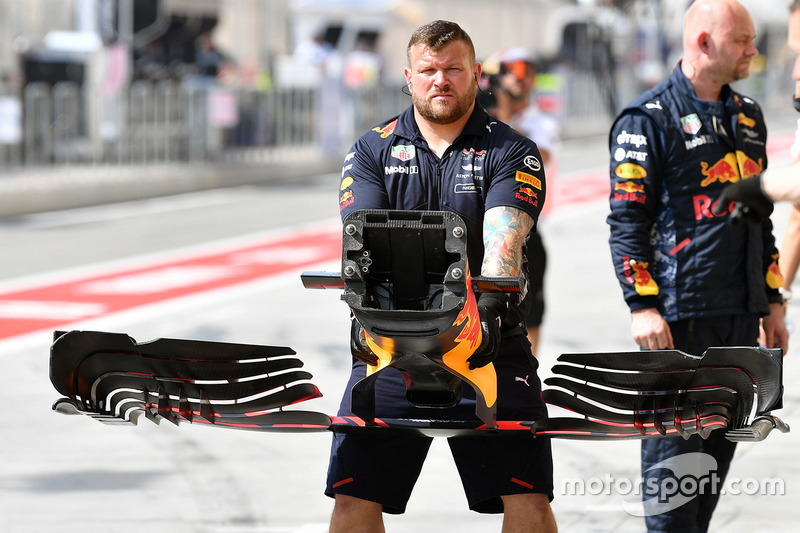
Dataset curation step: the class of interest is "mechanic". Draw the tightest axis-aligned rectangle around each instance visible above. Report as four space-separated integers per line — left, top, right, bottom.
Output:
606 1 787 531
328 20 557 532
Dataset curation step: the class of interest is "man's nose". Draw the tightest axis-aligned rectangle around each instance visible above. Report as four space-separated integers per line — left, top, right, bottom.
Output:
433 70 449 88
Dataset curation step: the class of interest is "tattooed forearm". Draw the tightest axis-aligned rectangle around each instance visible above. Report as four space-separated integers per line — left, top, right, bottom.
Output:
481 206 535 277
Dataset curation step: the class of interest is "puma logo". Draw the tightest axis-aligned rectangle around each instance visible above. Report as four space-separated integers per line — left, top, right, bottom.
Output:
515 375 530 387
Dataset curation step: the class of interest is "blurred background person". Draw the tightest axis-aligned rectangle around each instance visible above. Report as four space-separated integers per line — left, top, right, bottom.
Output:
479 47 560 356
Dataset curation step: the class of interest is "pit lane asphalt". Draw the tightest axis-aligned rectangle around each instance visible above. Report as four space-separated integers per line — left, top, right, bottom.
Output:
1 130 799 532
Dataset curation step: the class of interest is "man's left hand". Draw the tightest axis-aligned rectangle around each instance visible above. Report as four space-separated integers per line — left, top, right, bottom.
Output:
760 302 789 354
467 292 508 369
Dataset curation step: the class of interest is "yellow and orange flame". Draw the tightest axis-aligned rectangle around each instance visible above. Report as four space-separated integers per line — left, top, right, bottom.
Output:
441 270 498 408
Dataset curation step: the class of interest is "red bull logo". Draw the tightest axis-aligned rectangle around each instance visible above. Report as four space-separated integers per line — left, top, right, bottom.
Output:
372 119 398 139
615 181 645 194
632 261 658 295
623 257 658 296
736 151 763 179
614 191 647 204
613 181 646 203
515 189 539 207
700 153 740 187
339 190 354 211
518 186 538 198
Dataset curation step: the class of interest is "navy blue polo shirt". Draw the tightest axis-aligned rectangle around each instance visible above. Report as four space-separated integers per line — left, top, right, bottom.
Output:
339 104 546 279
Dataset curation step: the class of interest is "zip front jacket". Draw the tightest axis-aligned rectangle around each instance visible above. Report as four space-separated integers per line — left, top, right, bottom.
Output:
607 63 782 322
338 104 546 326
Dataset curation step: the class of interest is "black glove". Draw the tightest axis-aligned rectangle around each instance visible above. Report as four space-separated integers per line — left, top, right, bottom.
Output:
467 292 509 370
350 316 379 366
713 175 774 224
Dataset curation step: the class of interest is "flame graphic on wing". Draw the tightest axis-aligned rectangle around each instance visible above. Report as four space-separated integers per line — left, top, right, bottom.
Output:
364 333 394 377
441 269 497 408
452 292 483 352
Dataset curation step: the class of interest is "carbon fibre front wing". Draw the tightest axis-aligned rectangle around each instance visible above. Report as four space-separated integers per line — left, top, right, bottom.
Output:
49 209 789 441
50 329 788 441
531 347 788 441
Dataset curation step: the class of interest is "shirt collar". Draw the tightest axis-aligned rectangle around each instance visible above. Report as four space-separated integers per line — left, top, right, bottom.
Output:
673 61 734 107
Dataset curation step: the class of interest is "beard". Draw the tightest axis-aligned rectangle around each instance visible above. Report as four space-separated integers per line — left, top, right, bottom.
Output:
705 56 751 86
412 85 477 125
732 62 751 82
726 58 752 83
500 78 529 102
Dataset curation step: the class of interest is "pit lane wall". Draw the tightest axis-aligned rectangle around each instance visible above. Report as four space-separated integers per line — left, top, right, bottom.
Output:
0 150 344 218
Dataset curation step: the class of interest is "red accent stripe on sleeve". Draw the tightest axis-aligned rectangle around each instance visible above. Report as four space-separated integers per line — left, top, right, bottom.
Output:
511 477 534 489
669 238 691 256
333 477 354 488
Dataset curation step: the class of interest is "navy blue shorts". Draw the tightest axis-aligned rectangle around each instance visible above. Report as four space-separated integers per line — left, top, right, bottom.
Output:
325 334 554 514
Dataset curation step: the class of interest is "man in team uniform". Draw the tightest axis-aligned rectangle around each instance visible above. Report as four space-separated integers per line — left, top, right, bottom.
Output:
327 20 557 532
607 1 787 531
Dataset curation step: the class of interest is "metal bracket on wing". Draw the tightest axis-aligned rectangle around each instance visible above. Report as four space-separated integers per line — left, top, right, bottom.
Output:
50 330 332 431
301 209 523 429
529 346 789 442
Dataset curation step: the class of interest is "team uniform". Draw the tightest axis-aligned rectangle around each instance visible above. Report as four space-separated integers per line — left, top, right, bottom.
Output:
328 103 554 514
607 63 782 532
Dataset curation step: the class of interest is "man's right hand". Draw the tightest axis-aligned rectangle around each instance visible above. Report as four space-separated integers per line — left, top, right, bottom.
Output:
631 307 674 350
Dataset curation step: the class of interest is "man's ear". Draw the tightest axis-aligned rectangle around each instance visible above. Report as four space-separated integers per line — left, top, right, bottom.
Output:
698 32 710 54
403 67 413 92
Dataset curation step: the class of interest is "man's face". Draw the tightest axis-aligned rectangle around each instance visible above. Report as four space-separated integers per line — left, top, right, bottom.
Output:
789 10 800 99
707 8 758 84
499 60 536 100
404 40 479 125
